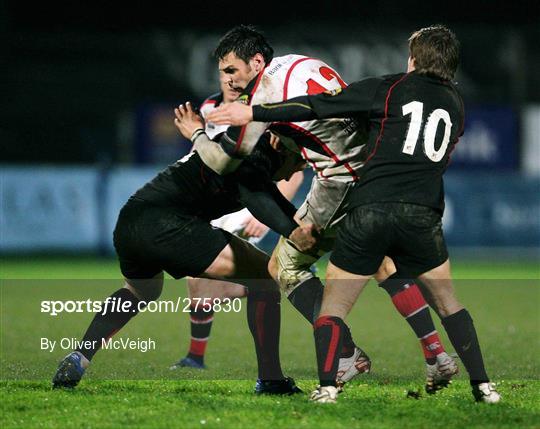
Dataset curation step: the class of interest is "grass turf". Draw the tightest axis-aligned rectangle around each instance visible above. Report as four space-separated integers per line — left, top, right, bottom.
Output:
1 257 539 428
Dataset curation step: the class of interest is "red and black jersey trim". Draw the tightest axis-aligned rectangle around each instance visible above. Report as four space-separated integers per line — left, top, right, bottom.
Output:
363 73 410 167
270 122 359 181
200 91 224 110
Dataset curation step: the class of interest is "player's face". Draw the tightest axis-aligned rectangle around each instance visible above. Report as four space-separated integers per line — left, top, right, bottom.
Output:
218 52 264 94
219 73 241 103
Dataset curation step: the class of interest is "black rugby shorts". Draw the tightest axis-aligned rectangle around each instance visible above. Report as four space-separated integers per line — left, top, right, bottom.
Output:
330 202 448 277
113 200 232 279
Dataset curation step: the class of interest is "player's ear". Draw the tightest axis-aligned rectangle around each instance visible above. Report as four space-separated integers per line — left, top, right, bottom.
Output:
251 53 266 72
407 56 416 73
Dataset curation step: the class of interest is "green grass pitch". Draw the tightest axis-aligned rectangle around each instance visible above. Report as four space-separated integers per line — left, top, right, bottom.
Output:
1 256 539 428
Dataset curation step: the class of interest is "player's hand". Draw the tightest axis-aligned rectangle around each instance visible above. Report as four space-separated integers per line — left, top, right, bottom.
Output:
241 216 270 238
206 102 253 126
174 102 205 140
288 224 320 253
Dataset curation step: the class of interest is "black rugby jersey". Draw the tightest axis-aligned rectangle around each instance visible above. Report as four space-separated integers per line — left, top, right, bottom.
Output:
130 138 297 234
252 71 464 213
131 150 243 221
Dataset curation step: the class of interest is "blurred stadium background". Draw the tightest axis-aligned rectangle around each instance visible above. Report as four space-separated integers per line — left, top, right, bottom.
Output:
1 1 539 264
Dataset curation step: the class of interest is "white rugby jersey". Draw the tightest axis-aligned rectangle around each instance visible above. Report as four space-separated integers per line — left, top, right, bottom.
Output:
233 54 368 183
199 92 230 140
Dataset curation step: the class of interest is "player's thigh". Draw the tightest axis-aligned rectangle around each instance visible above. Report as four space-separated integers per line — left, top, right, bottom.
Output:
113 201 166 280
329 204 391 276
270 236 319 295
203 234 271 280
296 179 352 230
390 204 449 278
114 201 232 280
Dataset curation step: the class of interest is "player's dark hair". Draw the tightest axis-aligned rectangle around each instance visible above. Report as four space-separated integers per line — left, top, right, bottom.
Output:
408 25 459 80
214 25 274 64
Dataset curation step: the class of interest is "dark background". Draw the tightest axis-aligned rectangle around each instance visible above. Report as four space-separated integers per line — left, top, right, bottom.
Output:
2 0 539 164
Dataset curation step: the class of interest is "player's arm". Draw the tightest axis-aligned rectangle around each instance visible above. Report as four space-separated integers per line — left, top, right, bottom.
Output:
242 170 304 238
237 181 317 252
237 182 297 237
191 128 243 174
207 77 383 125
175 103 269 175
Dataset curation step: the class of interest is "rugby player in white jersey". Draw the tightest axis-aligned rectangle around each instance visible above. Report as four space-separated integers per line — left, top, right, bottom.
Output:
178 25 458 391
171 75 304 370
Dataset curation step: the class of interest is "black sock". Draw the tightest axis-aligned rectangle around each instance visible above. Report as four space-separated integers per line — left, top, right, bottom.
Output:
246 288 284 381
289 277 356 358
287 277 323 323
186 304 214 364
314 316 345 387
380 276 445 364
75 288 142 361
442 309 489 385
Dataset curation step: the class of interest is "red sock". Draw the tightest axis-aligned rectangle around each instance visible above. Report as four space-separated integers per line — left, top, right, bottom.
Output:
384 281 446 362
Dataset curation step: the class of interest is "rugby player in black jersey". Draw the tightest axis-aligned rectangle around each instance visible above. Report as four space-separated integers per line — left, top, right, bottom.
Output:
170 75 304 371
207 25 500 404
52 116 311 394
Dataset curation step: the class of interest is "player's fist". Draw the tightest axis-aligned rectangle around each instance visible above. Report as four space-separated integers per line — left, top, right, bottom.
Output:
174 102 205 140
206 102 253 126
288 224 320 253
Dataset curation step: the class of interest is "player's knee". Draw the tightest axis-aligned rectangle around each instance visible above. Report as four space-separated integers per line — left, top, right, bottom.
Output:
137 285 163 302
224 237 271 279
187 277 203 298
433 297 463 318
204 252 236 278
276 266 314 296
268 255 279 281
126 277 164 302
223 284 247 299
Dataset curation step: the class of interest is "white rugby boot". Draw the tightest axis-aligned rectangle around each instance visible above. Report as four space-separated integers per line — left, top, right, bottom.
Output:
472 382 501 403
336 347 371 388
310 385 339 403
